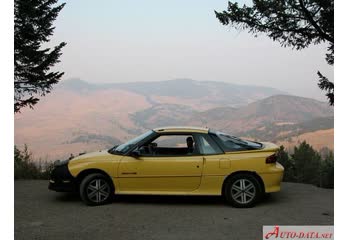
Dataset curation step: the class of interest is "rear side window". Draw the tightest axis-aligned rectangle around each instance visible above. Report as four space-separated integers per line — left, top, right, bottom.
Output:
196 134 223 155
211 131 262 152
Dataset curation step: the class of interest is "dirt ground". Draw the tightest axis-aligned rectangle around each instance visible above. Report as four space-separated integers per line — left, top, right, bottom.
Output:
15 180 333 240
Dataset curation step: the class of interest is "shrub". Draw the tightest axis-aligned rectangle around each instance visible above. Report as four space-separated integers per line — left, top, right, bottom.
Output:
276 146 296 182
292 141 322 186
277 141 334 189
319 151 334 188
14 145 53 180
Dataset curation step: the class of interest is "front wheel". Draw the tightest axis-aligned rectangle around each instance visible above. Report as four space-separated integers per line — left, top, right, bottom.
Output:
224 174 262 208
79 173 114 206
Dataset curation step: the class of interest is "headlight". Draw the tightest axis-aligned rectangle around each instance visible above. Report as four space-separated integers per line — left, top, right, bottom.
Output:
53 159 69 167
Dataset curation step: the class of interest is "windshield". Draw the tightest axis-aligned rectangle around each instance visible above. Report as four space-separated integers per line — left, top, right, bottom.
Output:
214 131 262 151
108 130 154 154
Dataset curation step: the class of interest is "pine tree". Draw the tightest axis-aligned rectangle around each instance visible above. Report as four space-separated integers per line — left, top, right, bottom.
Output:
14 0 66 113
276 145 296 182
215 0 334 105
319 150 334 188
292 141 321 186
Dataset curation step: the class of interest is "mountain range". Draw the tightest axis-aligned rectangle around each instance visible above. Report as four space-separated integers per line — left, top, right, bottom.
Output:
14 78 333 160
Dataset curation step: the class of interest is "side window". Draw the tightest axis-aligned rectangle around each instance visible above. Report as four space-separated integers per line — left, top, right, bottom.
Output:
154 135 189 148
196 134 223 155
139 134 198 156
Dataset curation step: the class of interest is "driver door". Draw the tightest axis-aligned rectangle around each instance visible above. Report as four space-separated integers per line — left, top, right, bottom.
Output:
117 134 204 193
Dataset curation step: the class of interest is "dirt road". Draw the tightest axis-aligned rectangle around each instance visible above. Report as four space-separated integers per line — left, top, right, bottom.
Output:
15 180 333 240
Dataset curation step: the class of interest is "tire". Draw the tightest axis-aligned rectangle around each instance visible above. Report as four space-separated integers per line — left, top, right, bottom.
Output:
79 173 114 206
224 173 262 208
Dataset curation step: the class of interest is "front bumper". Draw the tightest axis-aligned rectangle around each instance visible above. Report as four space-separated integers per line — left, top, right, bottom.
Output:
48 179 76 192
48 163 77 192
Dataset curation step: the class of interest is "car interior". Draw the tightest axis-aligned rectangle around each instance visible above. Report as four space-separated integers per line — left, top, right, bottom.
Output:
138 135 199 156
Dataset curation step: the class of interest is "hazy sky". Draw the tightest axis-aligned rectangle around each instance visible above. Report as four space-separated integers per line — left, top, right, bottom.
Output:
50 0 333 101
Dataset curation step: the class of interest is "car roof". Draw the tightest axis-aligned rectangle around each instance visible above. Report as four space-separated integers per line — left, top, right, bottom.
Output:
153 126 209 134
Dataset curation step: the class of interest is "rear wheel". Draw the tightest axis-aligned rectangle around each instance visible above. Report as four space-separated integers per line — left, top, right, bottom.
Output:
79 173 114 206
224 173 262 208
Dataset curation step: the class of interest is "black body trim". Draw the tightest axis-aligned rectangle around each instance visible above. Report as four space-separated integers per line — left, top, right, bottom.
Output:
48 163 77 192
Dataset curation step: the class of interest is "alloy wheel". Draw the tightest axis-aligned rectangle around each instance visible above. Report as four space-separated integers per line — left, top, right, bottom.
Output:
86 179 111 203
231 179 256 204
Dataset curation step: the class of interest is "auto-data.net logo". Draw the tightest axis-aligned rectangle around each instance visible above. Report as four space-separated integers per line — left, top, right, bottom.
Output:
263 226 334 240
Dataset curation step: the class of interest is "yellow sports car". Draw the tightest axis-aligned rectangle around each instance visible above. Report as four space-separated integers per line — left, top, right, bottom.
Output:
49 126 284 207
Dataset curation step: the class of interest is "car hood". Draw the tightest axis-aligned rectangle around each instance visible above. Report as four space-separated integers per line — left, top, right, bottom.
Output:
71 149 110 161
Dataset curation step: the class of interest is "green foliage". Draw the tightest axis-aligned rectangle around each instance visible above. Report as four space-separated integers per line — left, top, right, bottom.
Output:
14 145 53 179
292 141 321 185
277 141 333 188
14 0 66 113
319 151 334 188
276 146 296 182
318 71 334 105
215 0 334 105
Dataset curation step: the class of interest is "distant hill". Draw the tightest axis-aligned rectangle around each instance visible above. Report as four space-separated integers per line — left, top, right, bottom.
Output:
131 104 196 129
188 95 333 133
15 79 333 160
58 78 98 92
131 95 333 152
277 129 334 152
112 78 284 104
59 78 286 109
237 116 333 142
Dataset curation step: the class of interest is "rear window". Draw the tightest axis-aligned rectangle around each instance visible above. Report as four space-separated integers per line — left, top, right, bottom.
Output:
211 131 262 152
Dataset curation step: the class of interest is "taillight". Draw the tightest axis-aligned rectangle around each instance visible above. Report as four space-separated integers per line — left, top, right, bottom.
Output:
266 153 277 164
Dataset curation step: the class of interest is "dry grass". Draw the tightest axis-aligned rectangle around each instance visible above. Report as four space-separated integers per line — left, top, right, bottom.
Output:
277 129 334 151
15 88 152 160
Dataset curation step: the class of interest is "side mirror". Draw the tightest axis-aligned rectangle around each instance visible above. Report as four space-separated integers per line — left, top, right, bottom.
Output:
130 150 140 158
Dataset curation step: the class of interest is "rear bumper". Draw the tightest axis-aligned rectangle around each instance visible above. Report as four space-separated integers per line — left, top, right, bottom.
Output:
260 162 284 193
